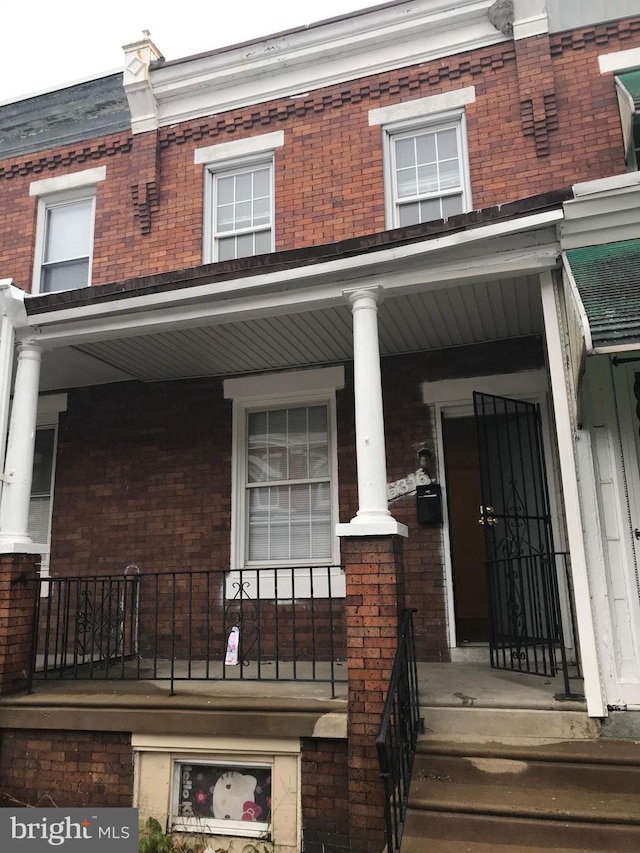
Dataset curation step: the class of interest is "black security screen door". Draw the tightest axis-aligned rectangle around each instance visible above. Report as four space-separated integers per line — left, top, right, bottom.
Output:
473 392 568 684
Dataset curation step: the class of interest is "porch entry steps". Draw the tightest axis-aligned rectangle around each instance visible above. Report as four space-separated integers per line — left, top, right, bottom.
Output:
401 732 640 852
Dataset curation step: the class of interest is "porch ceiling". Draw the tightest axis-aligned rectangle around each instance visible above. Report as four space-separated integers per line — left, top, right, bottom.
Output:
40 273 544 389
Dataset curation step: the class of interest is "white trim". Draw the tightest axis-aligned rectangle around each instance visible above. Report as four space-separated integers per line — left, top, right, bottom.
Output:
148 1 505 127
368 87 476 126
606 363 640 704
561 253 593 353
540 269 605 717
195 131 285 165
29 167 106 197
37 393 68 421
513 0 549 41
224 366 344 401
599 46 640 74
422 369 547 405
572 171 640 197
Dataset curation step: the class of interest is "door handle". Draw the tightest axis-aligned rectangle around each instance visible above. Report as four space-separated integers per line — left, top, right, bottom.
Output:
478 505 498 526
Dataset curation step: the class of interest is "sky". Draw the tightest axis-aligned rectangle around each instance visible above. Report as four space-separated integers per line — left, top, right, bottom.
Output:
0 0 381 103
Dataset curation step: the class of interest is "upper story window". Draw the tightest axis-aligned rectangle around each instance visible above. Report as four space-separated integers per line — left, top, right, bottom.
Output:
390 123 465 226
369 87 475 230
30 166 106 295
213 161 273 261
39 196 95 292
195 131 284 264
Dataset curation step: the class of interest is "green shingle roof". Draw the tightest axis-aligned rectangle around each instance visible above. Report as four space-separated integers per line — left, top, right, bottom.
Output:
618 71 640 109
566 239 640 350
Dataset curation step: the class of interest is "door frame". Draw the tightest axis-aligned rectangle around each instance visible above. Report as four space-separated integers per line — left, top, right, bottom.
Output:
608 361 640 704
422 369 568 651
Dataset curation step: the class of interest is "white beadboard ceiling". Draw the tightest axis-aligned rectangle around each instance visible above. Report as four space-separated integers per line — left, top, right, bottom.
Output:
44 274 543 388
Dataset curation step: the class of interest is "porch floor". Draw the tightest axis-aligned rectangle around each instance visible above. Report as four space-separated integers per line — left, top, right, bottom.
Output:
23 658 583 710
418 660 586 712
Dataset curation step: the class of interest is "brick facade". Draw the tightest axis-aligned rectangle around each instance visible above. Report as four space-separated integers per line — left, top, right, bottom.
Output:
0 23 638 291
0 554 39 696
1 9 639 851
0 730 133 808
301 738 350 853
343 534 405 853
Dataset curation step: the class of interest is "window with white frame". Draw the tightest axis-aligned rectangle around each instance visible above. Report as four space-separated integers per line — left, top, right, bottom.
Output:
30 167 105 295
224 368 344 586
246 404 332 563
369 88 475 230
211 160 273 261
389 120 468 227
28 426 56 550
38 195 95 292
27 394 66 579
196 132 283 263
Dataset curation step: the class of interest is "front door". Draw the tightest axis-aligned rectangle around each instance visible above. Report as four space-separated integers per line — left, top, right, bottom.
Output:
442 416 488 643
473 392 568 684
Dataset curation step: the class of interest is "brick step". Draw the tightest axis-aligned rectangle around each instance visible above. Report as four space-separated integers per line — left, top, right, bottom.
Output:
402 809 640 852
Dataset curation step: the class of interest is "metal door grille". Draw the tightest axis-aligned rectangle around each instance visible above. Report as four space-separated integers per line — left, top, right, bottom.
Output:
474 392 573 694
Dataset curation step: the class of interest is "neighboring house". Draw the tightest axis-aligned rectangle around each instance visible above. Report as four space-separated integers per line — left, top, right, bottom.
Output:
0 1 639 851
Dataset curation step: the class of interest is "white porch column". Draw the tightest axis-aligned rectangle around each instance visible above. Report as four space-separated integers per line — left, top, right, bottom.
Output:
0 340 42 551
540 270 605 717
337 287 407 537
0 302 15 481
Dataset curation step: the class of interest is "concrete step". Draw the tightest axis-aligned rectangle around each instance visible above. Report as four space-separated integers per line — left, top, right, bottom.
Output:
421 706 600 738
409 778 640 824
402 811 640 852
415 738 640 794
402 736 640 852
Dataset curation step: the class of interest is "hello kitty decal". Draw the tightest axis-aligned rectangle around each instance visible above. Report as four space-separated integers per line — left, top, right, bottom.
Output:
177 763 271 828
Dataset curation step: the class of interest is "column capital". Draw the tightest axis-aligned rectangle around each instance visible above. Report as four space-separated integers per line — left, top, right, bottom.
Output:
343 285 384 308
16 339 42 359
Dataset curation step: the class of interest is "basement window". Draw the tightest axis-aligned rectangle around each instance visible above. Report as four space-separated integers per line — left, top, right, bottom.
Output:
171 760 272 838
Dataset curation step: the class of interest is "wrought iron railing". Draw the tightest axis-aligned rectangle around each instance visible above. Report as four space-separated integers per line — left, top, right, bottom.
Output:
30 566 346 696
486 551 583 698
376 609 421 853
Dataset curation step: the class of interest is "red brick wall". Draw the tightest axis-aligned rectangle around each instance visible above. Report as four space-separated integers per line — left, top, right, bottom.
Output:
301 738 349 853
0 22 638 291
51 377 232 575
0 730 133 807
0 554 39 695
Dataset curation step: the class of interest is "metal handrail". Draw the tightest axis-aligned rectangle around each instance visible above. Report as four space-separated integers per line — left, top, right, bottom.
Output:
376 609 421 853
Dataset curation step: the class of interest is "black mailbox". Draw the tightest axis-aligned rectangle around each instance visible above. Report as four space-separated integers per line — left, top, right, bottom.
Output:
416 483 442 525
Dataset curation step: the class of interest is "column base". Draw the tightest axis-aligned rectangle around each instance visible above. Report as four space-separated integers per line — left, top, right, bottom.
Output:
336 518 408 537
